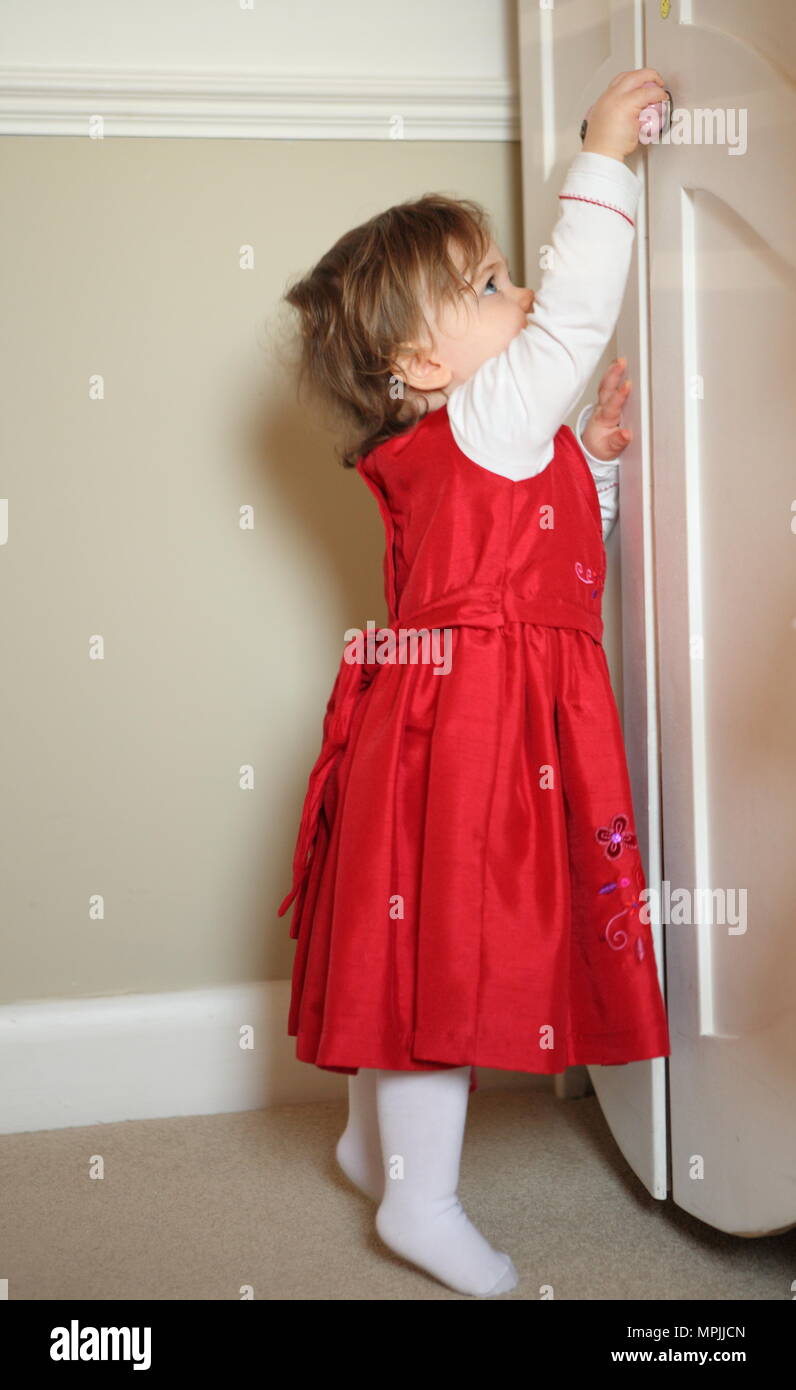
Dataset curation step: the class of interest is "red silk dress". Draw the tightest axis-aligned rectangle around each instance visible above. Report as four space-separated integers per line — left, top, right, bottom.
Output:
277 404 671 1094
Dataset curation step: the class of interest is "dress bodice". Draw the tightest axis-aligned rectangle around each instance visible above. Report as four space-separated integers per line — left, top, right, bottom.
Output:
356 404 607 644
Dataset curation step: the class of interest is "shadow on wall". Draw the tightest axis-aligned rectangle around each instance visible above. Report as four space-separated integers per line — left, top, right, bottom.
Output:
254 300 389 629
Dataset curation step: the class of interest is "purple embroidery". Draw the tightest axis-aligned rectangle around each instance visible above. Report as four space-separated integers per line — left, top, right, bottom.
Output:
595 813 637 860
596 863 647 963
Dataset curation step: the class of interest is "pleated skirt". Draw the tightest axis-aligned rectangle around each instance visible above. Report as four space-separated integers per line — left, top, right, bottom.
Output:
286 623 671 1084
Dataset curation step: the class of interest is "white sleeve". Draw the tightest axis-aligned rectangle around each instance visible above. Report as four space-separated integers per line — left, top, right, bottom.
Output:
446 152 641 482
574 403 621 544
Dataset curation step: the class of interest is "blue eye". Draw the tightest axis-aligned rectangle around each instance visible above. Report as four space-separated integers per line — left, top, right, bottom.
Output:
483 275 498 295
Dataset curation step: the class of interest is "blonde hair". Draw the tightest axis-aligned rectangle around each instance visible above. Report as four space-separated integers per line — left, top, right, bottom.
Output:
281 193 492 467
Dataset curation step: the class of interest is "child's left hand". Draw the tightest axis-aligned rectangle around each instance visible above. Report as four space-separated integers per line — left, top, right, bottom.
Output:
581 358 633 461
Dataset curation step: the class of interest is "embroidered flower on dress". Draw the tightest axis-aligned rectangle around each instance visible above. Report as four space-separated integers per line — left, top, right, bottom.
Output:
595 812 637 859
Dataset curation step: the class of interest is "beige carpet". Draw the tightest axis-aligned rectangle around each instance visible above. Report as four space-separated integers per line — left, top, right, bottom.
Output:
1 1086 793 1300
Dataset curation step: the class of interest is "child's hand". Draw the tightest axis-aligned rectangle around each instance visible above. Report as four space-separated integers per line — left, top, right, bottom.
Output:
583 68 668 162
581 359 632 462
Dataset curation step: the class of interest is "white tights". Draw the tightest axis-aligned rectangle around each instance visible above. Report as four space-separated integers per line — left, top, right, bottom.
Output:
336 1066 518 1297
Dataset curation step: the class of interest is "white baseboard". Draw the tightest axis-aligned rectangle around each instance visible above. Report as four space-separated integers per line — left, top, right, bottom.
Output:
0 983 542 1134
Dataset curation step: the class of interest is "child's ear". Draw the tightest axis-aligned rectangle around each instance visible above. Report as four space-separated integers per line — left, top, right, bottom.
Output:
391 346 451 392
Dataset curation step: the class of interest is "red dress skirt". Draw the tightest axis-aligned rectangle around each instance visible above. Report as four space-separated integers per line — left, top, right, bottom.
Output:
278 406 671 1092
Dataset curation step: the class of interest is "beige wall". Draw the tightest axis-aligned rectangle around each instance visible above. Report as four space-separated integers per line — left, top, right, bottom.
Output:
1 135 537 1004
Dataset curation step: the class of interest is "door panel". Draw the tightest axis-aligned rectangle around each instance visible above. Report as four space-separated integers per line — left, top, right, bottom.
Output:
518 0 670 1200
647 0 796 1233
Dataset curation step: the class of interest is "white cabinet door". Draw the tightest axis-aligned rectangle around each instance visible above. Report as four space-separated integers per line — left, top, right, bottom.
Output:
647 0 796 1235
518 0 669 1199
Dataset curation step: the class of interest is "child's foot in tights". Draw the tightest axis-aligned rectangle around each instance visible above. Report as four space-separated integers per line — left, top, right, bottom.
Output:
335 1068 385 1202
374 1066 519 1297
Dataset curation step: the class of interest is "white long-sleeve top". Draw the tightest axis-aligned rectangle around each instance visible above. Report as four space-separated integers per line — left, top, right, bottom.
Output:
446 151 641 543
574 401 621 542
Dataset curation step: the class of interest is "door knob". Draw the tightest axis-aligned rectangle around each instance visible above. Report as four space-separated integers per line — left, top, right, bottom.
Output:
580 88 673 143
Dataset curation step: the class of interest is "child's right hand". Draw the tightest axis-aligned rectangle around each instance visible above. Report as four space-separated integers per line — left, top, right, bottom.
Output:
582 69 668 163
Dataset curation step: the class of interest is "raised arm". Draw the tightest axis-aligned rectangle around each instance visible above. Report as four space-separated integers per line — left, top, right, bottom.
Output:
447 152 641 482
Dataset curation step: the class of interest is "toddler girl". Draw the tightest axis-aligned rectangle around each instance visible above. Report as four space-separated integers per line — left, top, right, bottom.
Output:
277 68 671 1297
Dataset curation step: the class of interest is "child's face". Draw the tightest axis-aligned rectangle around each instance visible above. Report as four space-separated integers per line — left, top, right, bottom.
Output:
395 239 535 398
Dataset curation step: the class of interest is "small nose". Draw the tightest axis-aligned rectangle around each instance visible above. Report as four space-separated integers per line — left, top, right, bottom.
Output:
522 288 535 314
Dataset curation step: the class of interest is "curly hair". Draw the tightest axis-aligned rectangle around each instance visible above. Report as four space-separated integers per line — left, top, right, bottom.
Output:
281 193 492 468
